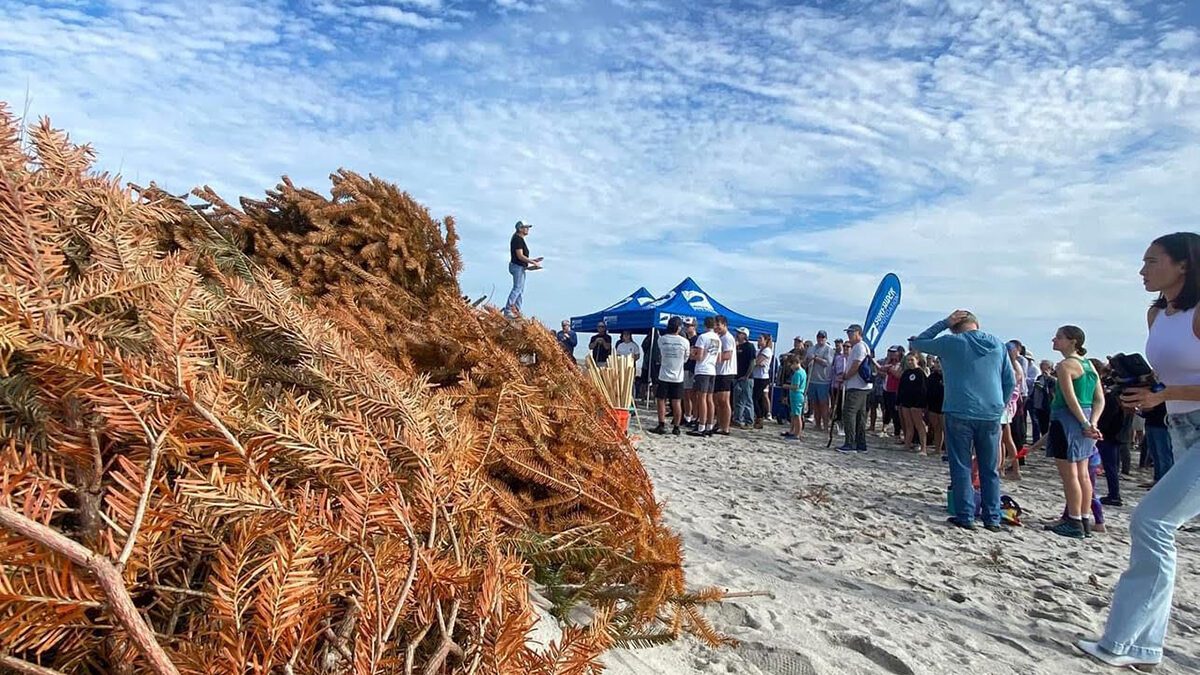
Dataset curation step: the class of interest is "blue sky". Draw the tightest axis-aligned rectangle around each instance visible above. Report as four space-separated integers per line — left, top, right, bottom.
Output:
3 0 1199 358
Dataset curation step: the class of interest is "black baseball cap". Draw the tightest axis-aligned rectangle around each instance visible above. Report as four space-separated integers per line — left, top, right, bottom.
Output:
515 220 532 230
817 330 827 338
844 324 863 334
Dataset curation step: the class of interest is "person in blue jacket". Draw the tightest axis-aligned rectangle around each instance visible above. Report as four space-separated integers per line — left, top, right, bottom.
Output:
910 310 1016 531
556 320 577 358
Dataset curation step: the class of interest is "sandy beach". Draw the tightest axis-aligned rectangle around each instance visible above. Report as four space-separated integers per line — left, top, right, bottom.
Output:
594 409 1200 674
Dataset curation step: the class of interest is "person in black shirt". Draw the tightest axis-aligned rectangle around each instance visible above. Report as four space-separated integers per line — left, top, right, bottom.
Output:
897 353 929 455
504 221 541 319
589 321 612 365
733 327 757 427
926 359 945 456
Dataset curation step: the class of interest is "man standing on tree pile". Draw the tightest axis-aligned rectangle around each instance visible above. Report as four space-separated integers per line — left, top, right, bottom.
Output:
504 220 541 319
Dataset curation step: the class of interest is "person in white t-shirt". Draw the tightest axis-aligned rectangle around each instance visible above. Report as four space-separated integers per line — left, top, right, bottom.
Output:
713 315 738 434
651 316 690 436
614 330 642 363
752 334 775 429
839 323 874 454
688 316 721 437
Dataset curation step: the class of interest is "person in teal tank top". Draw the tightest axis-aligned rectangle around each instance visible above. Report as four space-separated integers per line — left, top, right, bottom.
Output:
1046 325 1106 539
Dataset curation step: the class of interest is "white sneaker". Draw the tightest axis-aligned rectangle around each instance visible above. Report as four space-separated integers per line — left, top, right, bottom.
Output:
1075 640 1160 670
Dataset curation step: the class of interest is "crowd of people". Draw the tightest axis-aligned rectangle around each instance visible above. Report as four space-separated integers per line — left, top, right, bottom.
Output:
545 232 1199 671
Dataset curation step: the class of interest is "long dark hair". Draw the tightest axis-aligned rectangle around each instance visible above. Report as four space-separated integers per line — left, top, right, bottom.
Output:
1151 232 1200 311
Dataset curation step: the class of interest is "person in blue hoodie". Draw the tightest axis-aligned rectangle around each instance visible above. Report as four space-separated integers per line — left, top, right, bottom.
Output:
910 310 1016 531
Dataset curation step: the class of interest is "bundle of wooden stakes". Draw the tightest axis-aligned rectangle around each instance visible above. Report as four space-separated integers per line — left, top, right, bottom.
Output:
587 354 636 409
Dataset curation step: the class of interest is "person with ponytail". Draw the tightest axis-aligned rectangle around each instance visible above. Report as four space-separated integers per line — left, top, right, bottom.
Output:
1044 324 1105 539
1077 232 1200 670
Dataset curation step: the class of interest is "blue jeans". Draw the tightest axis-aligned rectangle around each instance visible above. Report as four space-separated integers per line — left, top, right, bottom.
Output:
733 379 754 425
1146 425 1174 482
1100 409 1200 661
945 414 1002 526
505 263 526 316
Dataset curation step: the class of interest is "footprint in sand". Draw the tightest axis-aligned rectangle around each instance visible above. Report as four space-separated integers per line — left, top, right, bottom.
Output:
734 640 820 675
835 634 917 675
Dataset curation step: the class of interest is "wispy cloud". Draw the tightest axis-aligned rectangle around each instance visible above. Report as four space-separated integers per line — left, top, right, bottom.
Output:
1 0 1197 355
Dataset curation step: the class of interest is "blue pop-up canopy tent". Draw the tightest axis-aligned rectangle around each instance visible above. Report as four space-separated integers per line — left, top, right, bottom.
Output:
569 287 657 333
571 278 779 342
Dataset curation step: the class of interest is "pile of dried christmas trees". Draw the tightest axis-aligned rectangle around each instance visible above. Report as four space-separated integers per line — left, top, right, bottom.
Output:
0 106 728 674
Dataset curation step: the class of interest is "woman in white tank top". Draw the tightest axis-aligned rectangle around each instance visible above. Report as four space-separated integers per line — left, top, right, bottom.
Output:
1077 232 1200 669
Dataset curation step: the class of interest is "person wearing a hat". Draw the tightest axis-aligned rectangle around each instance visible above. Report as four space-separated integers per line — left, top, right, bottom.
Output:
805 330 836 432
733 327 757 428
504 220 542 319
838 324 873 453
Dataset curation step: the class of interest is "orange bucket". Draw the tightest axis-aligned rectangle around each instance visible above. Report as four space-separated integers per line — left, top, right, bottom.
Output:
605 407 631 436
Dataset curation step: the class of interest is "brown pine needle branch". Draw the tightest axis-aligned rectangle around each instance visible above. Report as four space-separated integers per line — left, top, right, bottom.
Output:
116 415 179 568
0 505 181 675
0 654 69 675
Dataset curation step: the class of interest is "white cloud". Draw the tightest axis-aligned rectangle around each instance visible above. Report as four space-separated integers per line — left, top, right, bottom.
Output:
1160 28 1200 51
0 0 1196 358
347 4 445 28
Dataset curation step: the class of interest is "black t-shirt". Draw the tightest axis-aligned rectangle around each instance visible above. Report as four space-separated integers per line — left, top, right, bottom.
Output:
897 368 927 400
1143 402 1167 429
1098 390 1125 440
510 233 529 267
736 342 756 378
590 333 612 364
683 334 699 372
926 371 944 407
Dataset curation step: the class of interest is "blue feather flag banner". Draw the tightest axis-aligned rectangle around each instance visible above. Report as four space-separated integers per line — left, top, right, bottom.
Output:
862 273 902 353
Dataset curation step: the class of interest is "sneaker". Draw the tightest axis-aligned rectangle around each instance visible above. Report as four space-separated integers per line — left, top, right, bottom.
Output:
753 419 763 429
856 447 869 453
983 523 1003 533
702 429 715 437
1075 640 1160 670
836 445 856 454
1051 520 1086 539
650 423 666 435
945 517 976 531
1100 496 1124 507
686 430 706 438
782 432 796 438
672 425 681 436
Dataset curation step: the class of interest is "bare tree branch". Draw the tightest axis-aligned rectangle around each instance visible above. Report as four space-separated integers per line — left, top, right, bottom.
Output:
0 505 181 675
0 654 68 675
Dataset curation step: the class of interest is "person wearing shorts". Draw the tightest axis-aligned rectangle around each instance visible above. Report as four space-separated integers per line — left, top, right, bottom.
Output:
652 316 691 436
1045 326 1104 539
805 330 835 431
688 316 721 437
784 354 807 439
712 315 737 434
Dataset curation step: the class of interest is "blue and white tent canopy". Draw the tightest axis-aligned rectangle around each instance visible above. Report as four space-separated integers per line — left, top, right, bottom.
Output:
570 278 779 341
569 287 657 333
